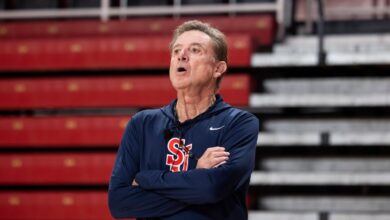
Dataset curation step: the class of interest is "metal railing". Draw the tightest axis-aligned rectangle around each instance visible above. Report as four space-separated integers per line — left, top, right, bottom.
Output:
0 0 291 40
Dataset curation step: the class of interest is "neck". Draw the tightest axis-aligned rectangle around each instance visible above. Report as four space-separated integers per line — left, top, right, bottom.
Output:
176 93 216 123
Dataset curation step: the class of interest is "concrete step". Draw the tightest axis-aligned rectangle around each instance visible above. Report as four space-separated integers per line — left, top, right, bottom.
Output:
250 94 390 107
258 132 390 146
259 157 390 172
251 172 390 185
248 212 390 220
263 78 390 94
263 119 390 132
249 211 318 220
258 196 390 212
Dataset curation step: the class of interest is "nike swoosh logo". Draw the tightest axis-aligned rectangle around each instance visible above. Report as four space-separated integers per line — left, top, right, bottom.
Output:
209 126 225 131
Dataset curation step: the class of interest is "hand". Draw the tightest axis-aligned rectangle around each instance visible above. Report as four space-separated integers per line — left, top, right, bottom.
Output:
132 179 139 187
196 146 230 169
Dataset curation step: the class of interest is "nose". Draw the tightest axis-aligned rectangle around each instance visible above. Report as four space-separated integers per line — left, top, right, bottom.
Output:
177 49 188 62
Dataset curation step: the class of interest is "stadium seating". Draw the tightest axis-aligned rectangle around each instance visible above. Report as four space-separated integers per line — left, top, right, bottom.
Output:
249 212 319 220
0 191 115 220
0 3 266 220
0 116 127 147
0 35 251 71
249 212 390 220
0 35 250 70
257 196 390 213
2 1 390 219
0 153 115 184
252 34 390 66
295 0 388 22
251 172 390 185
0 74 250 109
0 15 275 47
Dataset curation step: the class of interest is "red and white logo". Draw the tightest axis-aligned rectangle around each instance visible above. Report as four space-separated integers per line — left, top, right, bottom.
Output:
166 138 192 172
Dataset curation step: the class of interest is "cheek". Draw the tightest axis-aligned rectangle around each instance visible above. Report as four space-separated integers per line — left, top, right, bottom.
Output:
199 62 216 76
169 56 175 67
169 58 176 73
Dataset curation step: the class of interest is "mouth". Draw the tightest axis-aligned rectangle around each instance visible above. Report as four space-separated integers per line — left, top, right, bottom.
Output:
177 67 187 73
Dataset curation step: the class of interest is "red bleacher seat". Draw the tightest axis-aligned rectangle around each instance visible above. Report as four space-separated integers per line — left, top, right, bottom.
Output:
0 35 251 71
0 191 124 220
0 153 115 185
0 76 175 109
0 36 170 71
0 116 128 147
0 74 249 148
0 74 250 109
0 15 259 220
0 15 274 47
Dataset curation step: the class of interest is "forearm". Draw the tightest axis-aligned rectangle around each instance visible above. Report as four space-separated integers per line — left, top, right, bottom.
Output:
135 115 259 204
109 116 187 218
135 162 252 204
109 177 187 218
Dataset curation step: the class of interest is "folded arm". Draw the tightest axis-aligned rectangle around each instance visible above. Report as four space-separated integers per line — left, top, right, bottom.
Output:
135 113 259 204
108 117 187 218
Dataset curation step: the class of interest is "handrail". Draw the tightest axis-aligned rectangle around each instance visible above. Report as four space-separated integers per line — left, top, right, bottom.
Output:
317 0 326 66
0 3 277 20
0 1 287 39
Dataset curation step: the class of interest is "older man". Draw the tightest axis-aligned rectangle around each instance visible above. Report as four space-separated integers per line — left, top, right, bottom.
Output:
109 20 259 220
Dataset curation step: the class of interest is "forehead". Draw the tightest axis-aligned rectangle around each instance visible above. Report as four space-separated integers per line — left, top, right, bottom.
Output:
173 30 213 47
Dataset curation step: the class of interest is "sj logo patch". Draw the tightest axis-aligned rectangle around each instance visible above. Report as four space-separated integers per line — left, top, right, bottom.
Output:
166 138 192 172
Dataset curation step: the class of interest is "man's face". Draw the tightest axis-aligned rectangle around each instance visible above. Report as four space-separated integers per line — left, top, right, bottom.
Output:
169 30 219 92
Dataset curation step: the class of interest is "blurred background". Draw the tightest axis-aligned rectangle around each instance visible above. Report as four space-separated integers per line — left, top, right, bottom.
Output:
1 0 390 219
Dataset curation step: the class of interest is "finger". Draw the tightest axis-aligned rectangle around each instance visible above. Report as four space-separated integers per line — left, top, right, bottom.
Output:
206 149 227 157
211 156 229 166
211 151 230 158
203 148 225 157
206 146 225 152
213 160 227 168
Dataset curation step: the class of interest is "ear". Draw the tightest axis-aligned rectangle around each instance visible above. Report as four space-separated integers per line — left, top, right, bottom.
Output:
213 61 227 79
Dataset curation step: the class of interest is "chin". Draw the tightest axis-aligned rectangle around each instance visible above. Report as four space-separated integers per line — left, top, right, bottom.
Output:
171 80 190 91
172 83 188 91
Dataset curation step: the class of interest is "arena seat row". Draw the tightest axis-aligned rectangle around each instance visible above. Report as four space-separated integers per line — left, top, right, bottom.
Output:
0 74 249 147
258 131 390 146
251 172 390 185
295 0 389 22
249 211 390 220
0 35 251 71
0 191 123 220
257 195 390 213
0 4 267 219
0 153 115 185
0 116 127 147
0 9 271 220
0 74 250 109
249 76 390 107
251 155 390 186
259 157 390 173
260 118 390 145
251 34 390 66
0 15 275 48
250 93 390 107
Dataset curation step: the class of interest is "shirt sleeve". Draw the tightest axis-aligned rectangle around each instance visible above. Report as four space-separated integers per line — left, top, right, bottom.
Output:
108 115 187 218
134 111 259 204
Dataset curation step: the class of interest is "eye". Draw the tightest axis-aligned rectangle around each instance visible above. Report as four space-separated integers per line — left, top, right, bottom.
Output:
190 46 201 54
172 48 181 55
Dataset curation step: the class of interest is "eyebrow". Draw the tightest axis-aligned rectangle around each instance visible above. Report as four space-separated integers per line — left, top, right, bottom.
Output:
172 42 206 50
